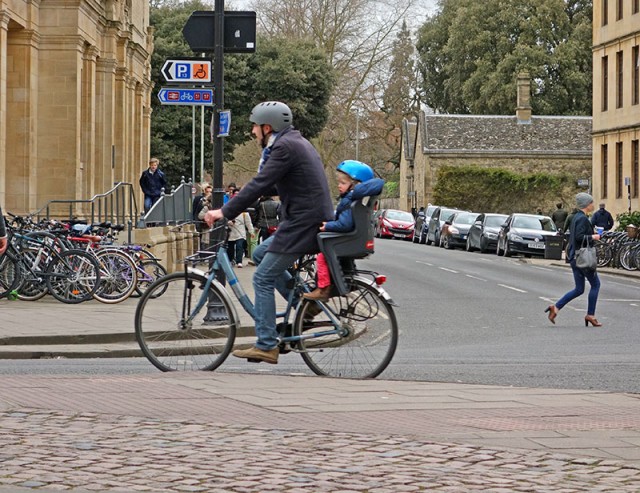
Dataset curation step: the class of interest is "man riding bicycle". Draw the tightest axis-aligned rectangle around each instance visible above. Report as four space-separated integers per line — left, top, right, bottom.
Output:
205 101 334 364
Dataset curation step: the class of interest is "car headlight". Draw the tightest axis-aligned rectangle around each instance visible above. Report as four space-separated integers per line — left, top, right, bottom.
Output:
484 231 497 239
509 233 523 242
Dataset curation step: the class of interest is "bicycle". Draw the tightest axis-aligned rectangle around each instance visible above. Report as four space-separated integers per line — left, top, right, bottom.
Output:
135 200 398 379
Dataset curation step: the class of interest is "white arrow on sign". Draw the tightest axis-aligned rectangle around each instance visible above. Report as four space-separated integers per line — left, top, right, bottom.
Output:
161 59 212 83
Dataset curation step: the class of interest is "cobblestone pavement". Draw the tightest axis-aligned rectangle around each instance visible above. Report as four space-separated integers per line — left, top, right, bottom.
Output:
2 408 640 492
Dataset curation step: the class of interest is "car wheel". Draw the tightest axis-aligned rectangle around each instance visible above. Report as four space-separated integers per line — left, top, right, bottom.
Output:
466 237 474 252
479 236 488 253
504 241 512 257
420 228 427 245
443 236 452 249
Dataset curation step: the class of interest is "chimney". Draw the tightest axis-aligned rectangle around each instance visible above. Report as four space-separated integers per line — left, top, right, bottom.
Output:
516 72 532 123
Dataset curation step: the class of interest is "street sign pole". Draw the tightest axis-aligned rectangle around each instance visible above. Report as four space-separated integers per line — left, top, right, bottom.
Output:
212 0 225 209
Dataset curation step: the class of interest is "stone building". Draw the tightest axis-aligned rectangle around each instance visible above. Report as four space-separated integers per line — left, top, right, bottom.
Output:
399 75 593 214
0 0 153 215
592 0 640 217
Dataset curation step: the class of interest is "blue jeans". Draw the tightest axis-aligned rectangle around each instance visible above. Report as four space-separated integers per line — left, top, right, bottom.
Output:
144 195 160 212
251 236 298 350
556 260 601 316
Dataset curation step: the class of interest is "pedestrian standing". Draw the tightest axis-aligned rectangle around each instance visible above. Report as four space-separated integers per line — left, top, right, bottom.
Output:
139 158 167 212
591 203 615 231
545 192 602 327
551 202 568 232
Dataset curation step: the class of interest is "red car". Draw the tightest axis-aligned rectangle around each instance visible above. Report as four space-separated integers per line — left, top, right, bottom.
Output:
375 209 415 240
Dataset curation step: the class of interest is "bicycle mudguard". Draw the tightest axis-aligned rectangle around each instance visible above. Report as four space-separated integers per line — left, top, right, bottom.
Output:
352 274 398 307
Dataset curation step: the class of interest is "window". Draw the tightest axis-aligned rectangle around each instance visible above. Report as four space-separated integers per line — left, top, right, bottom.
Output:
633 140 639 199
634 0 639 15
616 51 623 108
616 142 623 199
633 46 639 106
602 144 608 199
616 0 623 20
603 0 609 24
602 56 609 111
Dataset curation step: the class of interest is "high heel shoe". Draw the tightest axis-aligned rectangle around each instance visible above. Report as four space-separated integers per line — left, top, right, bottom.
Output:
584 315 602 327
544 305 558 324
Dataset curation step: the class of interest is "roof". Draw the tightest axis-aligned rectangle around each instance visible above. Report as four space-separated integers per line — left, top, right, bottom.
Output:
420 113 592 155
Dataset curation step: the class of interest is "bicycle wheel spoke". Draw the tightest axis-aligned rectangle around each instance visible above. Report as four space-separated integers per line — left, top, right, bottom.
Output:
294 278 398 379
135 272 237 371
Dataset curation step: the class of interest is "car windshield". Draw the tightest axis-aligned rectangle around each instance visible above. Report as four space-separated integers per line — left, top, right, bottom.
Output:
453 212 478 225
440 209 457 221
425 206 437 217
485 215 508 227
513 216 556 231
387 210 413 222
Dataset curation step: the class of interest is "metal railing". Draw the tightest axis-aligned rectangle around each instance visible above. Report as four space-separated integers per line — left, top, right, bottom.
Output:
33 182 139 226
138 177 194 227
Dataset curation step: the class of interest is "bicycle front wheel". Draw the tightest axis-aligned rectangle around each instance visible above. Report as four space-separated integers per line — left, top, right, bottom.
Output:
93 250 138 304
293 277 398 379
135 271 237 372
46 250 100 304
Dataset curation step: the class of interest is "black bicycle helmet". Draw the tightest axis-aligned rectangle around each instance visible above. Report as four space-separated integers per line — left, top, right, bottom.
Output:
249 101 293 132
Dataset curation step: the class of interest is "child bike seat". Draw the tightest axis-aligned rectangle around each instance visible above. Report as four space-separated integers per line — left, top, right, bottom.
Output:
316 195 378 296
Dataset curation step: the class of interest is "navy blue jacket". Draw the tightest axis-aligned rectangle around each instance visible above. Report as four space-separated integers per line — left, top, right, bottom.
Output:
324 178 385 233
221 127 334 254
590 208 614 230
567 210 595 262
139 168 167 198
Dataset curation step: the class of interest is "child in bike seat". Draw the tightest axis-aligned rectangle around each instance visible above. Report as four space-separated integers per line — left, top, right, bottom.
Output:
303 160 384 301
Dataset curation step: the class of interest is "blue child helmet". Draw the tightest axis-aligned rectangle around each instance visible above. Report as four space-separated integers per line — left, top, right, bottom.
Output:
336 160 374 183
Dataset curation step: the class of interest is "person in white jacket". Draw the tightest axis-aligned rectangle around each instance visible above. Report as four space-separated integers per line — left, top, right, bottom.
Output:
227 198 254 267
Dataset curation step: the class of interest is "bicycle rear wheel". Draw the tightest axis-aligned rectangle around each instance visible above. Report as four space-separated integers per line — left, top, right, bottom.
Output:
135 271 237 371
0 252 21 299
93 250 138 304
46 250 100 304
133 259 168 297
293 277 398 379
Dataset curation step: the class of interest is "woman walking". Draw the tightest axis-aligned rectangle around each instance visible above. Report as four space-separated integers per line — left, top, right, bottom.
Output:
545 192 603 327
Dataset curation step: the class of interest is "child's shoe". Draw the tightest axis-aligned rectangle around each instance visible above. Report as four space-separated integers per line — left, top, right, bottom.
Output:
303 286 331 301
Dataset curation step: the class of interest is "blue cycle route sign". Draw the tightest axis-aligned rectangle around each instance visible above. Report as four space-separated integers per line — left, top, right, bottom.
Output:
158 88 214 106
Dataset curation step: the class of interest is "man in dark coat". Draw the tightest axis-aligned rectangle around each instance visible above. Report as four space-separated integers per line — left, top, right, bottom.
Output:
139 158 167 212
205 101 333 364
0 205 7 256
591 203 615 231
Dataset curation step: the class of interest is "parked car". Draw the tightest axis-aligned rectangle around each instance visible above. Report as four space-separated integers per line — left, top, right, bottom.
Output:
426 206 458 246
496 213 558 257
466 213 509 253
412 205 438 244
372 208 385 228
375 209 415 240
440 211 480 249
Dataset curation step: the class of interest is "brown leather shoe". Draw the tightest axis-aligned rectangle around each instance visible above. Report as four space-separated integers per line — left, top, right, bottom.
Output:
232 346 278 364
303 286 331 301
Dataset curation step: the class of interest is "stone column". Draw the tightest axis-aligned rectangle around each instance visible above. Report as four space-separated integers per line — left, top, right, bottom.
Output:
516 72 532 123
0 12 9 204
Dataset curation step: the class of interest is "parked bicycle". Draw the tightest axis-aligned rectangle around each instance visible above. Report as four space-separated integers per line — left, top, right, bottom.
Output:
135 202 398 379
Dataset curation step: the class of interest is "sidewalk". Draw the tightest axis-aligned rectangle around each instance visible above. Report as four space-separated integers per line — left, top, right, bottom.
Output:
1 372 640 491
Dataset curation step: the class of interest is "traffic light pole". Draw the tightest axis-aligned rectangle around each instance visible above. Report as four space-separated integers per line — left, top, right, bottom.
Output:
212 0 225 209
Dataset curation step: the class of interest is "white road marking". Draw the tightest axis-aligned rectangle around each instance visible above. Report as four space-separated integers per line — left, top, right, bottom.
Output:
439 267 459 274
465 274 487 281
498 284 527 293
416 261 433 266
532 266 553 272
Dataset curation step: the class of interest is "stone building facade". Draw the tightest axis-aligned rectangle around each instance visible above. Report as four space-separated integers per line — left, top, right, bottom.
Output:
0 0 152 215
400 77 593 214
592 0 640 217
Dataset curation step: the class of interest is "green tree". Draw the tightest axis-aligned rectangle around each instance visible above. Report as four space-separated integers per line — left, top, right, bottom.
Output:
416 0 592 116
149 1 334 185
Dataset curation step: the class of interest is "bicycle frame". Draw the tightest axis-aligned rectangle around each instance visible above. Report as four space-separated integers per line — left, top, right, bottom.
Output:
184 244 347 346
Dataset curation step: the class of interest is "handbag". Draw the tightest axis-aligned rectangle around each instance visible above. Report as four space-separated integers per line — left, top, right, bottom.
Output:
575 235 597 271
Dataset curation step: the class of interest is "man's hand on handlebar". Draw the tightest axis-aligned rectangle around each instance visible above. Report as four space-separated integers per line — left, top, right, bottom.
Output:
204 209 223 227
